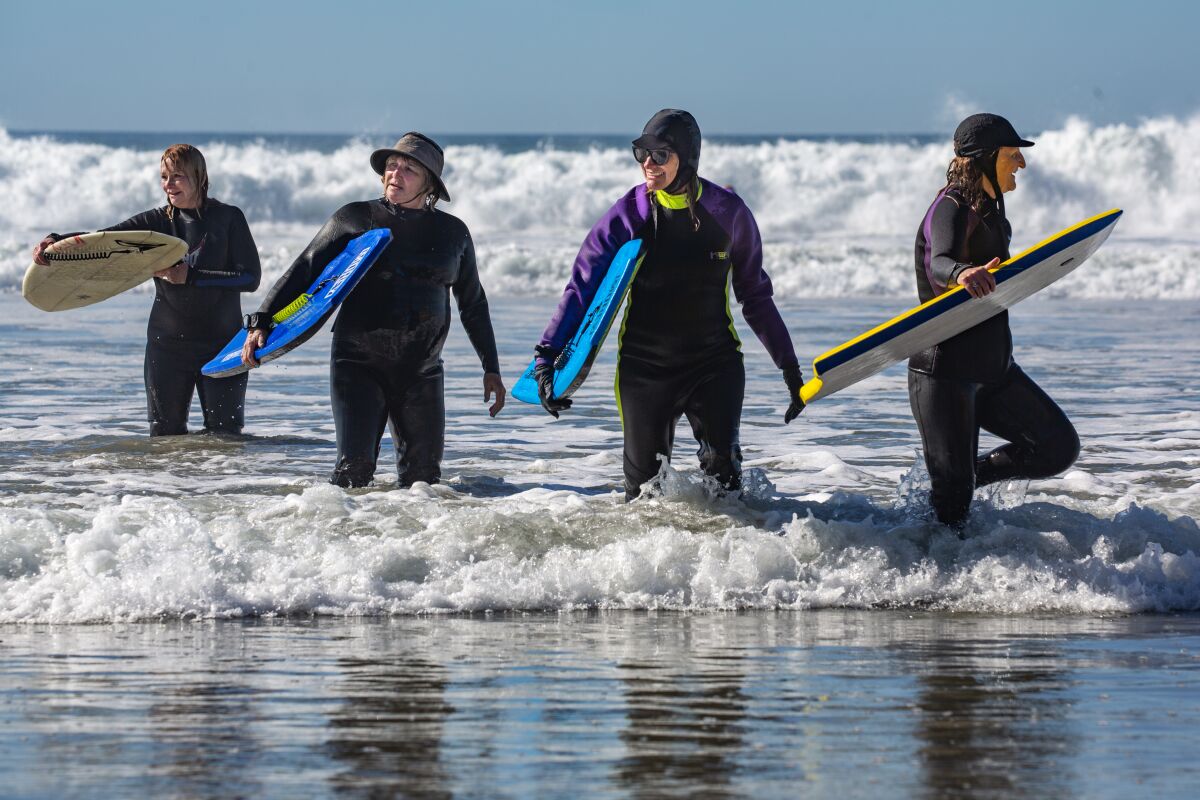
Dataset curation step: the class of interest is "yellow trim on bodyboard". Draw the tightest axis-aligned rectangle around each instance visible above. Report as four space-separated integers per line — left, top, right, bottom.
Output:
799 207 1123 405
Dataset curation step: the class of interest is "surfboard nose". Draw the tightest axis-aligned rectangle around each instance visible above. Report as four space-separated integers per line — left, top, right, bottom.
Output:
800 377 824 405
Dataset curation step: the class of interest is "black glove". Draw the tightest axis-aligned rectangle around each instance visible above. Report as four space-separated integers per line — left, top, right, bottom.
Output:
533 347 572 418
783 364 806 424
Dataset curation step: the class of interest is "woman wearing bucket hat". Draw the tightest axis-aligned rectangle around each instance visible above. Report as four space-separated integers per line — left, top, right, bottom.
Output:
243 132 505 487
531 109 804 500
908 113 1079 527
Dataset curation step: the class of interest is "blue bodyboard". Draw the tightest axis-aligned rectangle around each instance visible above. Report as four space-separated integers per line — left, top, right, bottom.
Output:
202 228 393 378
512 238 644 405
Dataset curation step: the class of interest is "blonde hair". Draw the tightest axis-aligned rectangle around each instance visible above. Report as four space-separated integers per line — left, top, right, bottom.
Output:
161 144 209 219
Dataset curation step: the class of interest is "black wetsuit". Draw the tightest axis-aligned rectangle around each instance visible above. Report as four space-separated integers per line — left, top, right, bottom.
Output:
257 199 500 487
909 188 1079 525
76 200 260 435
537 181 798 498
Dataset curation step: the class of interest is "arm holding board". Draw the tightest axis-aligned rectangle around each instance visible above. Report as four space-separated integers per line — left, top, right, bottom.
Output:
799 209 1122 406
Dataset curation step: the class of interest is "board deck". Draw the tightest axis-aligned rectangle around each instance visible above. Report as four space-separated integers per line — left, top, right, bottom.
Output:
23 230 188 311
202 228 393 378
511 238 644 405
800 208 1123 404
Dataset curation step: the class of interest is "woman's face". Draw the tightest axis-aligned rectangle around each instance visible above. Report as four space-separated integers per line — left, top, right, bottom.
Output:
995 146 1026 193
383 155 430 208
161 163 199 209
641 150 679 193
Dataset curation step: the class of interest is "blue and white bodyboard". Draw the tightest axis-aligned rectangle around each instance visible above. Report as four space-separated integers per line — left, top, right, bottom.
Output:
202 228 393 378
512 238 644 404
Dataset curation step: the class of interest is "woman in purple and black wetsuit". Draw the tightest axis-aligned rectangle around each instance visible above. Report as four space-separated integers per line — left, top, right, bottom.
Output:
532 109 805 499
909 113 1079 527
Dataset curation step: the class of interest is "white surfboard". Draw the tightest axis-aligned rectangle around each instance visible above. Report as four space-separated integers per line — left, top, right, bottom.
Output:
22 230 188 312
800 209 1123 404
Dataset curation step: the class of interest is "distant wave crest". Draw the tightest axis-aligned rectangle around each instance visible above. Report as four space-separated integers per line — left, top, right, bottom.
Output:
2 115 1198 298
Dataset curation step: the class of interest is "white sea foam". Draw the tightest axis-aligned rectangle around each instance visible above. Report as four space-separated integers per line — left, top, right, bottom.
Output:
2 468 1197 623
2 116 1198 297
1 291 1198 622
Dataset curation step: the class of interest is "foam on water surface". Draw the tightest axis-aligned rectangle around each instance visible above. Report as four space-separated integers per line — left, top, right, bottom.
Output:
1 291 1197 622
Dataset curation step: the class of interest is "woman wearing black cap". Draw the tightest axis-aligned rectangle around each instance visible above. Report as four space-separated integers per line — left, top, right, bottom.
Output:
242 132 505 487
532 109 804 499
909 113 1079 527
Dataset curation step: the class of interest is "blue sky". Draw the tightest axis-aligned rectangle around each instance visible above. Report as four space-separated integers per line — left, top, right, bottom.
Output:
2 0 1195 135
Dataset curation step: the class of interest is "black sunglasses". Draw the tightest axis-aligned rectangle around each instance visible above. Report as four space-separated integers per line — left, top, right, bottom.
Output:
632 146 673 166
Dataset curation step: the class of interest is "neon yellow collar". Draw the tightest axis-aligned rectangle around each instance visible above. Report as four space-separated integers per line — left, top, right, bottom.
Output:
654 181 702 209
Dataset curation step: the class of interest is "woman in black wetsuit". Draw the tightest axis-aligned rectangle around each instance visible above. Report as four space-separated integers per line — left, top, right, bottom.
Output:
910 113 1079 527
532 109 804 499
32 144 261 436
242 132 505 488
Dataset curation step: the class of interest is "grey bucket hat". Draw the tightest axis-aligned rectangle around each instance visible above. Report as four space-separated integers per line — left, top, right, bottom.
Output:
370 132 451 202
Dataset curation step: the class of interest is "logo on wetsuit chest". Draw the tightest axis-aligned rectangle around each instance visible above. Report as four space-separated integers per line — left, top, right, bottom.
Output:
181 234 206 267
709 251 728 261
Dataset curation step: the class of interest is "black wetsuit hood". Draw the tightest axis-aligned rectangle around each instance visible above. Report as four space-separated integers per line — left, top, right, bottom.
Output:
633 109 701 195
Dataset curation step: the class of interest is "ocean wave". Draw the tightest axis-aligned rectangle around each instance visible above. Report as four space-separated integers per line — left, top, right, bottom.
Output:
2 115 1198 298
2 472 1197 622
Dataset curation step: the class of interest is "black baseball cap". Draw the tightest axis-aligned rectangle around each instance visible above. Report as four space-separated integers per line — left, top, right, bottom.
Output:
953 113 1035 159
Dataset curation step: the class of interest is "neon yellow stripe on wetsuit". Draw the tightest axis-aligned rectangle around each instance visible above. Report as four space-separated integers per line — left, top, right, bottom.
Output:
618 182 750 428
657 183 742 353
616 185 701 426
653 182 702 209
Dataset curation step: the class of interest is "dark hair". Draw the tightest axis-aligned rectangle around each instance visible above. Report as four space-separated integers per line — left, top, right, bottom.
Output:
944 155 989 211
686 181 701 231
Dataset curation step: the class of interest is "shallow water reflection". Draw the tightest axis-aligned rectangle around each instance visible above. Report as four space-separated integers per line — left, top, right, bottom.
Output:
327 655 453 798
906 637 1074 797
3 612 1199 799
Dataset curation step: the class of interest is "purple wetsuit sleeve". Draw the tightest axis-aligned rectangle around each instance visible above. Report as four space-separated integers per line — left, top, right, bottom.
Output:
923 192 973 292
723 195 799 371
534 188 649 367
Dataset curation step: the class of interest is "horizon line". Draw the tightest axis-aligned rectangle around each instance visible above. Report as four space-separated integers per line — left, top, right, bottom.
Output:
6 127 947 140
